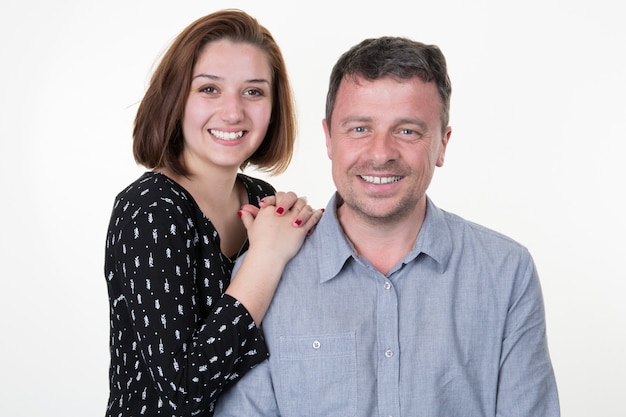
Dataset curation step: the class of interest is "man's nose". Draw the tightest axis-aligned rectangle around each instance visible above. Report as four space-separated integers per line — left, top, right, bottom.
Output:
368 132 400 163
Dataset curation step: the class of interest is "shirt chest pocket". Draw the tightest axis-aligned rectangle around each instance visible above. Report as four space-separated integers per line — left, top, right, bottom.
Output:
277 332 357 417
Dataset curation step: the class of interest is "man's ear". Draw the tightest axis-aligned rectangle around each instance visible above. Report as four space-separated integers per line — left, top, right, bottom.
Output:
436 126 452 167
323 119 332 160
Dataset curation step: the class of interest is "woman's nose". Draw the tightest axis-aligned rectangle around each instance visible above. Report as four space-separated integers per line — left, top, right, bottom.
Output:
220 94 244 123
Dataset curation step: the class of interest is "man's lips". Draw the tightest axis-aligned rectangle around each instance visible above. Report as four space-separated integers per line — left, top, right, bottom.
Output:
359 175 403 184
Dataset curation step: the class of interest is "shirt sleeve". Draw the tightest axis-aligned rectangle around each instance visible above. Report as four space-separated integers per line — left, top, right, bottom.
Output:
111 202 269 414
214 359 280 416
496 255 560 416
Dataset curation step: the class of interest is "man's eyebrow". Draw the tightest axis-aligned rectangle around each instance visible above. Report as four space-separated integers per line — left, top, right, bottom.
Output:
338 116 373 126
338 116 429 129
396 117 429 130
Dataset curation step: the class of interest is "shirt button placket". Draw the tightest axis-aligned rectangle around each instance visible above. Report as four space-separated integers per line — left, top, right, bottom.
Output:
376 277 400 417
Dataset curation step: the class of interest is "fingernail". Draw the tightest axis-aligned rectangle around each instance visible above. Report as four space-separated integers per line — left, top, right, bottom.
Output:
321 208 325 213
307 228 313 236
294 219 302 226
276 207 285 215
237 211 242 218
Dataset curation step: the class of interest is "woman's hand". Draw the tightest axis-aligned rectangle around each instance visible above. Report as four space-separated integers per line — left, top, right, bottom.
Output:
226 192 323 324
238 192 323 263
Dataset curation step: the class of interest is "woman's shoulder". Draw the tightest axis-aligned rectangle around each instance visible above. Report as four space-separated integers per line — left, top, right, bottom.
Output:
114 171 190 204
108 172 195 225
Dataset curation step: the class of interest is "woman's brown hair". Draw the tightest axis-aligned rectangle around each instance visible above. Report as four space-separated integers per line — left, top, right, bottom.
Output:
133 9 296 176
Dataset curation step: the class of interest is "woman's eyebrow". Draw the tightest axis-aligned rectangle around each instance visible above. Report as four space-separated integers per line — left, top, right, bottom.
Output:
191 73 270 85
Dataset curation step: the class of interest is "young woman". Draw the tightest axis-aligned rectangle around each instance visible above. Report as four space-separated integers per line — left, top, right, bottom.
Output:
104 10 322 416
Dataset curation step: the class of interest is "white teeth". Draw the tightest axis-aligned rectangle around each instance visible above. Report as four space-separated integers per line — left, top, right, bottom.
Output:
210 129 244 140
360 175 401 184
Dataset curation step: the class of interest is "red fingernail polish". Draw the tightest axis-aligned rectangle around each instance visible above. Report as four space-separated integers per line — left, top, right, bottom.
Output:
237 211 242 218
294 219 302 226
276 207 285 215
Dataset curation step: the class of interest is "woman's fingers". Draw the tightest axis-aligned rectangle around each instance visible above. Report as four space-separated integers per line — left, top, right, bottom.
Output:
304 208 325 235
259 195 276 208
260 192 312 221
238 204 260 230
274 191 299 215
257 191 324 232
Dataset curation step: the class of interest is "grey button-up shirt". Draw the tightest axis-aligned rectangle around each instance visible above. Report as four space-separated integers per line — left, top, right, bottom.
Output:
216 194 560 417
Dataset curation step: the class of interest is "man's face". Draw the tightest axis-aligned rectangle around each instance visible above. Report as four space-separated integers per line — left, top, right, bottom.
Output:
323 75 451 225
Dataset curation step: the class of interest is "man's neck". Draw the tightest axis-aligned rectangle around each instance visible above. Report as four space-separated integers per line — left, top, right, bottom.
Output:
336 199 427 275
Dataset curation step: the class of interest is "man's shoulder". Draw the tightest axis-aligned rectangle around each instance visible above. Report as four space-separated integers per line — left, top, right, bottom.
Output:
438 207 531 256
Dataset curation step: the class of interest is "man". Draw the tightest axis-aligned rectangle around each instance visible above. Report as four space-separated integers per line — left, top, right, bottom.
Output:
215 36 560 416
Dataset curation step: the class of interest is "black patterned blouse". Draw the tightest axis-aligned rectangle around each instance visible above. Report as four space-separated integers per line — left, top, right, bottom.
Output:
104 171 275 416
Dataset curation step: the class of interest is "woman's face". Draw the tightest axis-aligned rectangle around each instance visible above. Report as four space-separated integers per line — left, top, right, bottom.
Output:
181 39 273 174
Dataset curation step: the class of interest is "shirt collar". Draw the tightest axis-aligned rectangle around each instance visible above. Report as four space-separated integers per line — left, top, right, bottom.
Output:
412 196 453 273
313 193 453 283
313 193 355 283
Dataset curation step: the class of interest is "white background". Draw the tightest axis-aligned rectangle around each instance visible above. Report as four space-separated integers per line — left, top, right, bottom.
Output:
1 0 624 416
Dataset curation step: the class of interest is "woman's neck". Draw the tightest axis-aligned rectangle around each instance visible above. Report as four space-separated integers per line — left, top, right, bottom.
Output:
156 166 249 257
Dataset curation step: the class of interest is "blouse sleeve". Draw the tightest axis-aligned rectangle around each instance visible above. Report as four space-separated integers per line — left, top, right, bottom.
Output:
110 199 268 414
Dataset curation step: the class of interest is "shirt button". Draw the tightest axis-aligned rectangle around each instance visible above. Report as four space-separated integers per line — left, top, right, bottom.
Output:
384 349 394 358
312 340 321 350
384 281 392 290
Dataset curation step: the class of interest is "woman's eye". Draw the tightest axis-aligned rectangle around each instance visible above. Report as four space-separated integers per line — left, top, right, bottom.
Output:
244 88 264 97
200 86 218 94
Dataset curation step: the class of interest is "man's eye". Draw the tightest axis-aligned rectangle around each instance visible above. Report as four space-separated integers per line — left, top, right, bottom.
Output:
353 127 366 133
399 128 424 139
